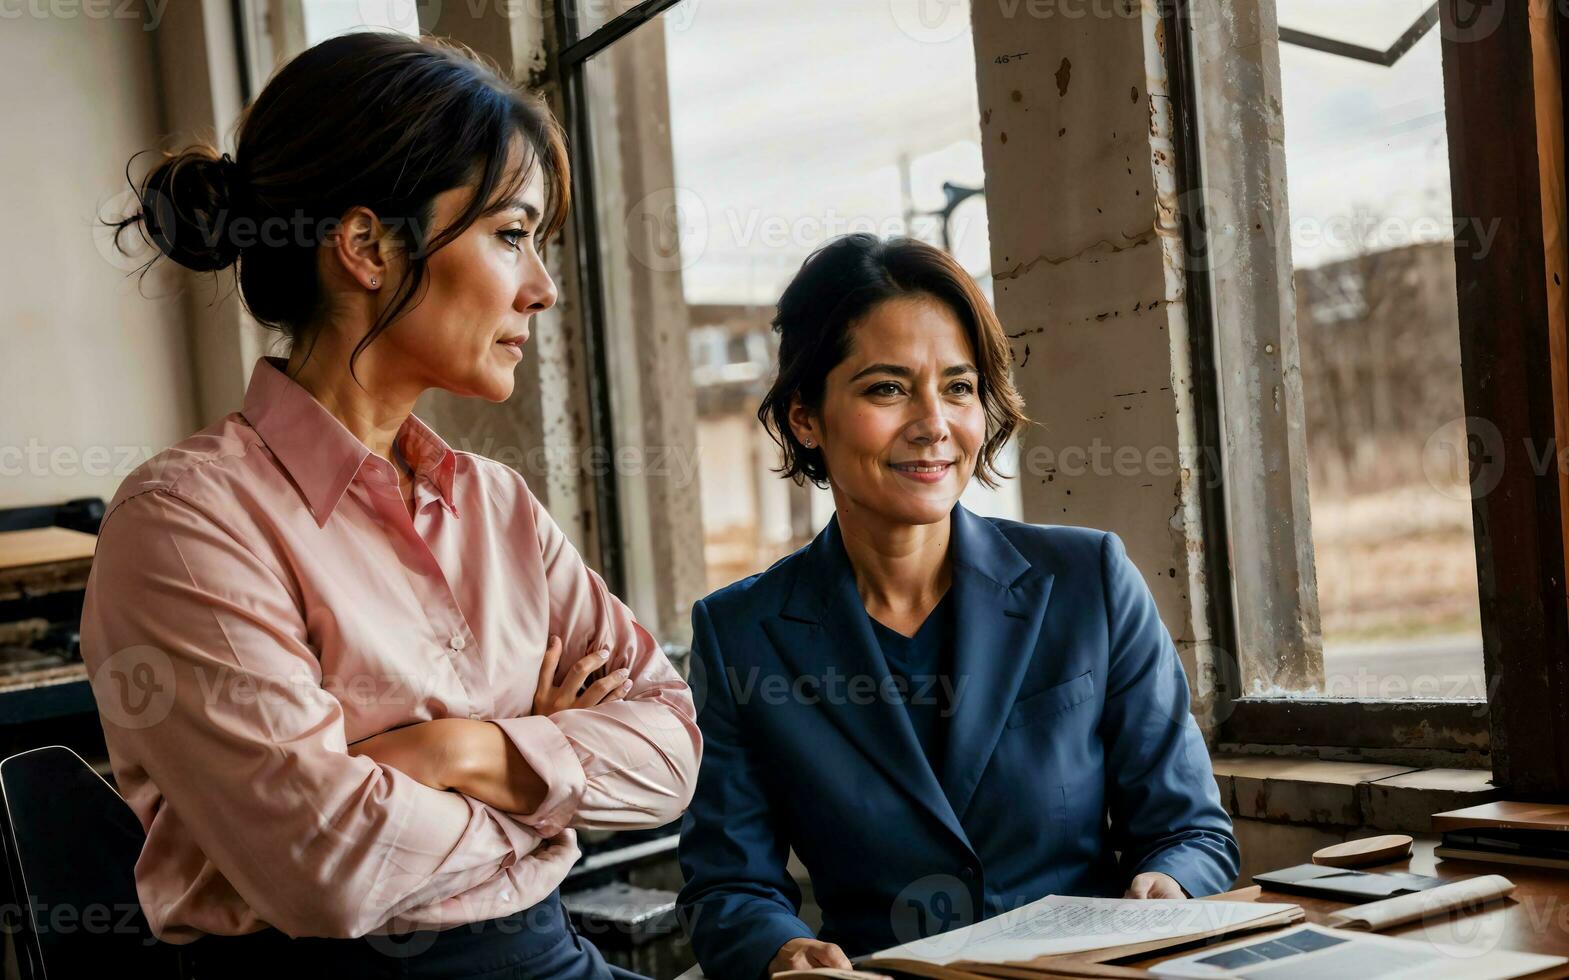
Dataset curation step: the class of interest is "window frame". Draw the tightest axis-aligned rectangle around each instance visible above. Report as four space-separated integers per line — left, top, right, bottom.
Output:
553 0 711 643
1438 0 1569 794
1172 0 1569 784
548 0 693 599
557 0 1569 787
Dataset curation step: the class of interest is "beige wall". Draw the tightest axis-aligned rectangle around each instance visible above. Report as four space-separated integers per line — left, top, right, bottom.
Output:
0 6 199 509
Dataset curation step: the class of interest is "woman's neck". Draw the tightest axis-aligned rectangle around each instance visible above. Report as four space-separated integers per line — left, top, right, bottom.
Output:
834 494 953 619
284 335 419 466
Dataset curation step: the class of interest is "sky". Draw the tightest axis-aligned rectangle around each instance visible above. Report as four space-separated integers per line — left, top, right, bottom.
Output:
658 0 992 305
1273 0 1452 268
652 0 1452 297
301 0 1453 287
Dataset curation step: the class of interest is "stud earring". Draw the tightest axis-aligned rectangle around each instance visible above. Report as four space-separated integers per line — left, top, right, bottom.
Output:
803 439 815 448
369 277 379 288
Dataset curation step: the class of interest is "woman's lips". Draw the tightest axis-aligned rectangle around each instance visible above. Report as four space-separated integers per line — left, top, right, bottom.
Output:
889 460 953 484
496 339 524 358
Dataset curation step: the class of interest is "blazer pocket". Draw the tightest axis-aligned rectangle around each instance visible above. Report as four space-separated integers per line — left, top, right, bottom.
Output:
1006 671 1096 729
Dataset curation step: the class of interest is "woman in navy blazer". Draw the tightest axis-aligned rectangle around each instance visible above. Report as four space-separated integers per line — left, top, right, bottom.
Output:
676 235 1239 980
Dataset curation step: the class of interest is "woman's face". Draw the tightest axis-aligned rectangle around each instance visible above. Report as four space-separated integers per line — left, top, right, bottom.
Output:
791 294 987 528
375 139 557 403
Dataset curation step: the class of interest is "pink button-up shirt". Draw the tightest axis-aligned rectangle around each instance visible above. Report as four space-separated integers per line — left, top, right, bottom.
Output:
78 356 701 943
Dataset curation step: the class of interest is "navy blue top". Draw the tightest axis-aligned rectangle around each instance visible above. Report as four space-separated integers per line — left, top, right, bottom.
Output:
867 592 954 778
677 507 1240 980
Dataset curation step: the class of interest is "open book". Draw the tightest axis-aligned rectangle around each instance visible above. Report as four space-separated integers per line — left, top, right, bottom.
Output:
777 893 1304 979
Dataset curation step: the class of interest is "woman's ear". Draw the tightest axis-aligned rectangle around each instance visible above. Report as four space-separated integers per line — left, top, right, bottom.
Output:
787 394 821 451
330 205 391 292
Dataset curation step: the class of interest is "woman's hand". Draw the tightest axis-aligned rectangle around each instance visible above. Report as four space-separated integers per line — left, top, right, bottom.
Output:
533 634 631 716
769 938 854 975
346 717 471 792
1124 872 1187 899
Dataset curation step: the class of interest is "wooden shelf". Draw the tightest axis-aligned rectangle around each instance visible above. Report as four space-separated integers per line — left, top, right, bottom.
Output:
0 527 96 601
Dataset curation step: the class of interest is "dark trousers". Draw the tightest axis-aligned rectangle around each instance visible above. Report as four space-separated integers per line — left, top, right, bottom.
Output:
177 888 644 980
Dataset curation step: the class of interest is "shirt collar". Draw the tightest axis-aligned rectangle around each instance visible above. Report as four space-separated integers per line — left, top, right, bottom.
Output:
241 356 459 525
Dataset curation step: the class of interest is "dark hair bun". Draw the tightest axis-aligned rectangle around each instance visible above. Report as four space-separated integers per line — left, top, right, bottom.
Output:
106 32 570 373
138 148 249 272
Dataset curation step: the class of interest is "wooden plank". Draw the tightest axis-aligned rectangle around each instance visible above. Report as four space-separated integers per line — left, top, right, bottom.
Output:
0 528 95 571
1543 0 1569 585
1442 0 1569 797
1223 698 1488 752
0 528 95 601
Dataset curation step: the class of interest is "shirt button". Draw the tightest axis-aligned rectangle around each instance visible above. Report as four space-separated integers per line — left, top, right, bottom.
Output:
448 634 466 651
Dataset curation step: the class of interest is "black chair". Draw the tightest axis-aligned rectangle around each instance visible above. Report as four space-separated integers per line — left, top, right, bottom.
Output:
0 745 180 979
0 497 106 535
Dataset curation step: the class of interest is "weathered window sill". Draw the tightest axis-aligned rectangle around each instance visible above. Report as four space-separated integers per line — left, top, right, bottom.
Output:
1216 698 1490 770
1210 754 1499 833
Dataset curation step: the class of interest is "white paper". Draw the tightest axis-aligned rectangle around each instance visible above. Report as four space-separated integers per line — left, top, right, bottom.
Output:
1324 875 1515 932
866 895 1301 965
1152 923 1565 980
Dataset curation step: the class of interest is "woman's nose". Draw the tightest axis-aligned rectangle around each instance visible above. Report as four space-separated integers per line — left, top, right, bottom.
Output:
907 395 952 445
518 261 558 313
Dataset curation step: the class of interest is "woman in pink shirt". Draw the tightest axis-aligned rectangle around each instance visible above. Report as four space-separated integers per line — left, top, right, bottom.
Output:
82 31 699 979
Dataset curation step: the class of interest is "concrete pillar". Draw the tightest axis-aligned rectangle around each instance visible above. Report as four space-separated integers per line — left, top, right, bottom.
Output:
968 0 1222 725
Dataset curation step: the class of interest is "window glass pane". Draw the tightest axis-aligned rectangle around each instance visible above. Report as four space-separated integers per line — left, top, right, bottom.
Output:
301 0 419 45
1276 0 1481 697
572 0 650 39
582 0 1016 630
242 0 420 84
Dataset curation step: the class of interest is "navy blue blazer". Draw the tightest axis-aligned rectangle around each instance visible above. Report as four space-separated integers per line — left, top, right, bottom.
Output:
676 505 1239 980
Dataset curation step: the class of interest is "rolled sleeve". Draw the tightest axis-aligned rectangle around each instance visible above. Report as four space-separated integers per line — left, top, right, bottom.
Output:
519 481 702 830
80 490 556 939
486 715 586 837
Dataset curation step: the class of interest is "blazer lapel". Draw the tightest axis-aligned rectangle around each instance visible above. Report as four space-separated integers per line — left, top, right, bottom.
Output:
939 506 1055 821
762 516 971 851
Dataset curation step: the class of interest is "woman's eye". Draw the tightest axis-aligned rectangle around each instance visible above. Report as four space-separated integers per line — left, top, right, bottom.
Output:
867 382 903 397
950 380 976 396
498 229 530 250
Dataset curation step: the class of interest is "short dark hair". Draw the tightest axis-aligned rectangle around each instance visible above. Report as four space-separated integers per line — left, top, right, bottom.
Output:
107 31 569 382
757 234 1028 488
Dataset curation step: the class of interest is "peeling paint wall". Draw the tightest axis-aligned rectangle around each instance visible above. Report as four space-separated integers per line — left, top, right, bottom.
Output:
969 0 1220 731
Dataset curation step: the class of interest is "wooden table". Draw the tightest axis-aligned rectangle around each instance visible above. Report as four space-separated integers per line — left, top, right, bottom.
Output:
0 526 96 599
0 526 96 721
674 838 1569 978
1127 838 1569 978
